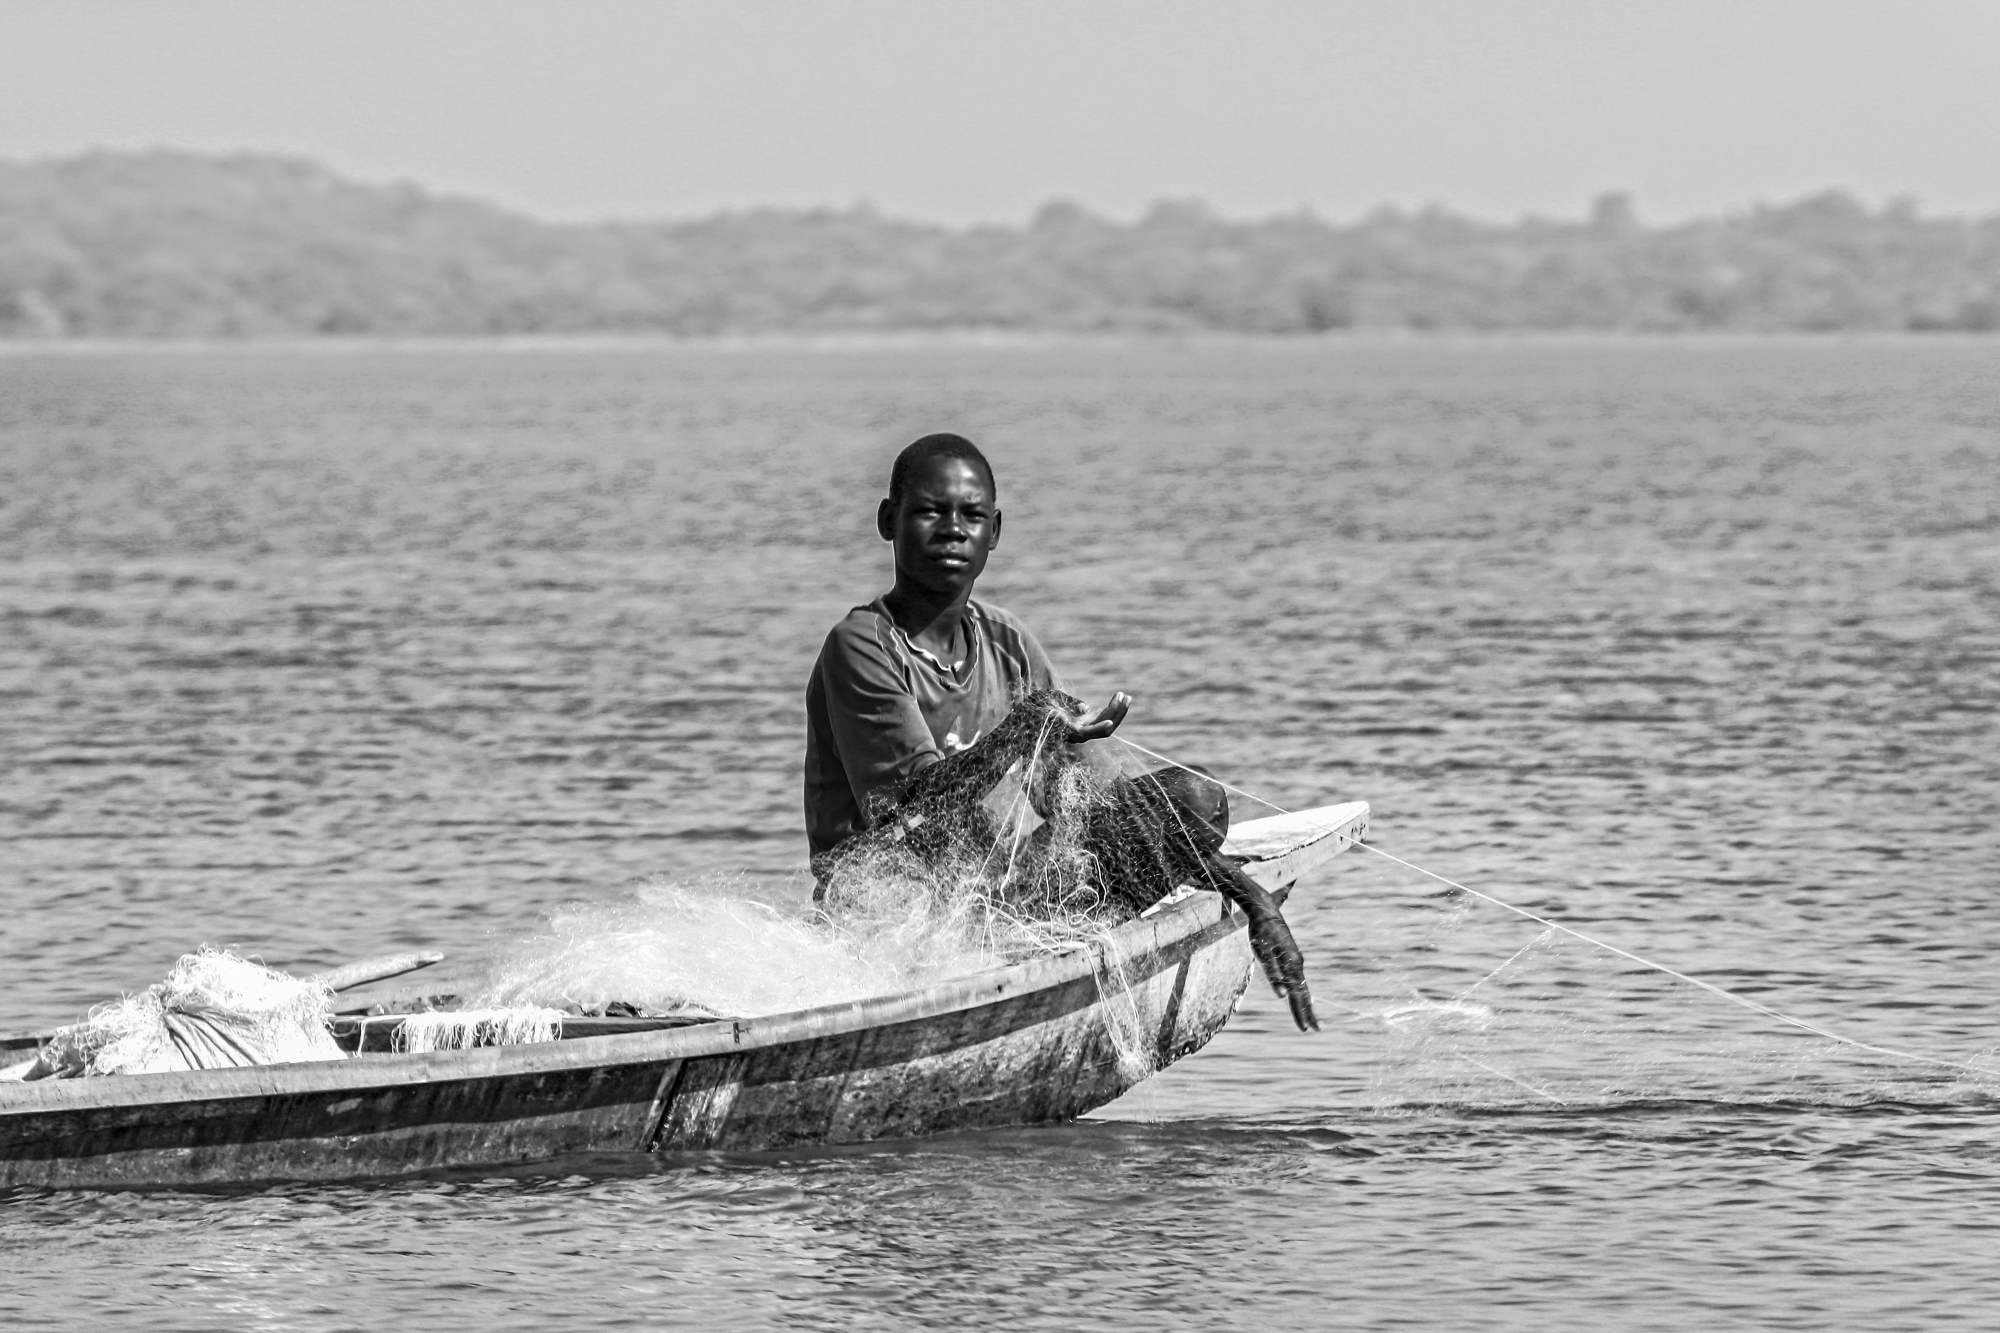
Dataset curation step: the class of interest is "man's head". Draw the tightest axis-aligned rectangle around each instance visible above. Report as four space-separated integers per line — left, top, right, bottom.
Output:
886 433 996 509
878 433 1001 598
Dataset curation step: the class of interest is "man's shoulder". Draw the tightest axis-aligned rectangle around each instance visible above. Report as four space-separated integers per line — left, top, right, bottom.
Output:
968 597 1037 641
817 600 898 668
968 599 1050 670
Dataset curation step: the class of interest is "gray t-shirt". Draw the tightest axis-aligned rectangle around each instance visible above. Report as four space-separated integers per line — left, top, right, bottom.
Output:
803 596 1057 859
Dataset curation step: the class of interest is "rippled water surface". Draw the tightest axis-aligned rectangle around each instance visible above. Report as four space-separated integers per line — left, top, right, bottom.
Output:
3 338 1998 1329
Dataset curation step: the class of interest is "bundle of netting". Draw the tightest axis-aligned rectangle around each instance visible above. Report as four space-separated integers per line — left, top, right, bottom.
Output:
815 688 1113 958
819 687 1319 1031
455 689 1316 1029
463 876 1004 1019
25 947 345 1079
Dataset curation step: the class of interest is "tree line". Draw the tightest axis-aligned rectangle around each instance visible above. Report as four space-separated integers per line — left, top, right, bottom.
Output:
4 150 1998 338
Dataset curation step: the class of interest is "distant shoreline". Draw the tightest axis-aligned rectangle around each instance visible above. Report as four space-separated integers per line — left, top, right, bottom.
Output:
10 152 1999 342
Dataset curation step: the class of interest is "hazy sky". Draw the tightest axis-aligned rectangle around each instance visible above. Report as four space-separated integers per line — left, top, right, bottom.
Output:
5 1 1998 224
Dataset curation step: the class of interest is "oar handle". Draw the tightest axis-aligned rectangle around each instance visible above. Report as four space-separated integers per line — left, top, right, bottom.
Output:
311 951 445 994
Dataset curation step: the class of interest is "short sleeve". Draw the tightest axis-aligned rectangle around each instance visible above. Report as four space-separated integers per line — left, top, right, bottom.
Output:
818 620 942 819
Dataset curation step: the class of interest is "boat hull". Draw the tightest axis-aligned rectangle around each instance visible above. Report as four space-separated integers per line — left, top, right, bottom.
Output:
0 802 1366 1189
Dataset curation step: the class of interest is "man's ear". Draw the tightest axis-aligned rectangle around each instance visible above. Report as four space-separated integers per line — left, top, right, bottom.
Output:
990 509 1002 549
877 497 897 542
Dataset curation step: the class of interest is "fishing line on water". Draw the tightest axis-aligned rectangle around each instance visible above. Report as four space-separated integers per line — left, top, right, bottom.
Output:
1457 1053 1569 1106
1111 732 1998 1083
1456 928 1556 999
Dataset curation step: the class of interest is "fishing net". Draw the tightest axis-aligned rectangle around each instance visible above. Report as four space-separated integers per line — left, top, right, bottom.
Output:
818 687 1318 1030
9 692 1321 1078
22 948 345 1079
393 1007 566 1054
461 874 1007 1020
450 688 1319 1031
1291 855 2000 1112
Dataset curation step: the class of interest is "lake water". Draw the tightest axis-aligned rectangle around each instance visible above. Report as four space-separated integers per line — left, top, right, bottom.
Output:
2 337 1997 1330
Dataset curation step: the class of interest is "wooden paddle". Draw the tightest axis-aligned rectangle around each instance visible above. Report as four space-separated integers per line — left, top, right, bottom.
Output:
311 951 445 994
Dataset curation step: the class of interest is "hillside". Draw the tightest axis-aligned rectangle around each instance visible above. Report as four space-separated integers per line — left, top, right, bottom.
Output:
3 150 1998 337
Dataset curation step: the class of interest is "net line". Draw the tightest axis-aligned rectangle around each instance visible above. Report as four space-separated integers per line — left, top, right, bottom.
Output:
1110 733 1998 1083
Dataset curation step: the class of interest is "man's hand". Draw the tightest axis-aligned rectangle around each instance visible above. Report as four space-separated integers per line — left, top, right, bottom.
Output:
1068 691 1131 743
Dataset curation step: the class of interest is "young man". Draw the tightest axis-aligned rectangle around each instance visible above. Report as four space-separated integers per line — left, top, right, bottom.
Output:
803 433 1129 866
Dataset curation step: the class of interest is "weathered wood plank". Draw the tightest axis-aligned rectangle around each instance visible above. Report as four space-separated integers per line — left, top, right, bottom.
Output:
1223 800 1370 886
329 1011 722 1054
0 1059 682 1187
679 898 1260 1152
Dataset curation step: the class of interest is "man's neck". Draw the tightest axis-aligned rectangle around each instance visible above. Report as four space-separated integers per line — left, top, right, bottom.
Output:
882 580 974 662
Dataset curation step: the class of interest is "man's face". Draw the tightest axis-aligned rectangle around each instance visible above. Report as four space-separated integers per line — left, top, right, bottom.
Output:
878 457 1001 597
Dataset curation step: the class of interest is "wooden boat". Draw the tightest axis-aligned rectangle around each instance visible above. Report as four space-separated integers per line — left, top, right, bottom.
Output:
0 802 1367 1190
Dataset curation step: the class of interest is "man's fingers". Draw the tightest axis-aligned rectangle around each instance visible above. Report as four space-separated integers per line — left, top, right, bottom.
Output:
1092 692 1130 734
1065 692 1132 743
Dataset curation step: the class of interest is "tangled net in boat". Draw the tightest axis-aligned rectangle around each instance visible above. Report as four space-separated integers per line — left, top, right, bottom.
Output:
817 687 1318 1032
463 875 1004 1021
457 688 1318 1030
19 948 346 1079
7 693 1316 1079
393 1007 565 1054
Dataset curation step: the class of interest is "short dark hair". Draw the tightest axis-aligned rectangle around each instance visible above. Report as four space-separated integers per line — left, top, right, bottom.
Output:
887 433 997 507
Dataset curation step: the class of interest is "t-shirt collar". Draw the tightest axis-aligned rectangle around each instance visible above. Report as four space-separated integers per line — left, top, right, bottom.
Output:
886 602 977 681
